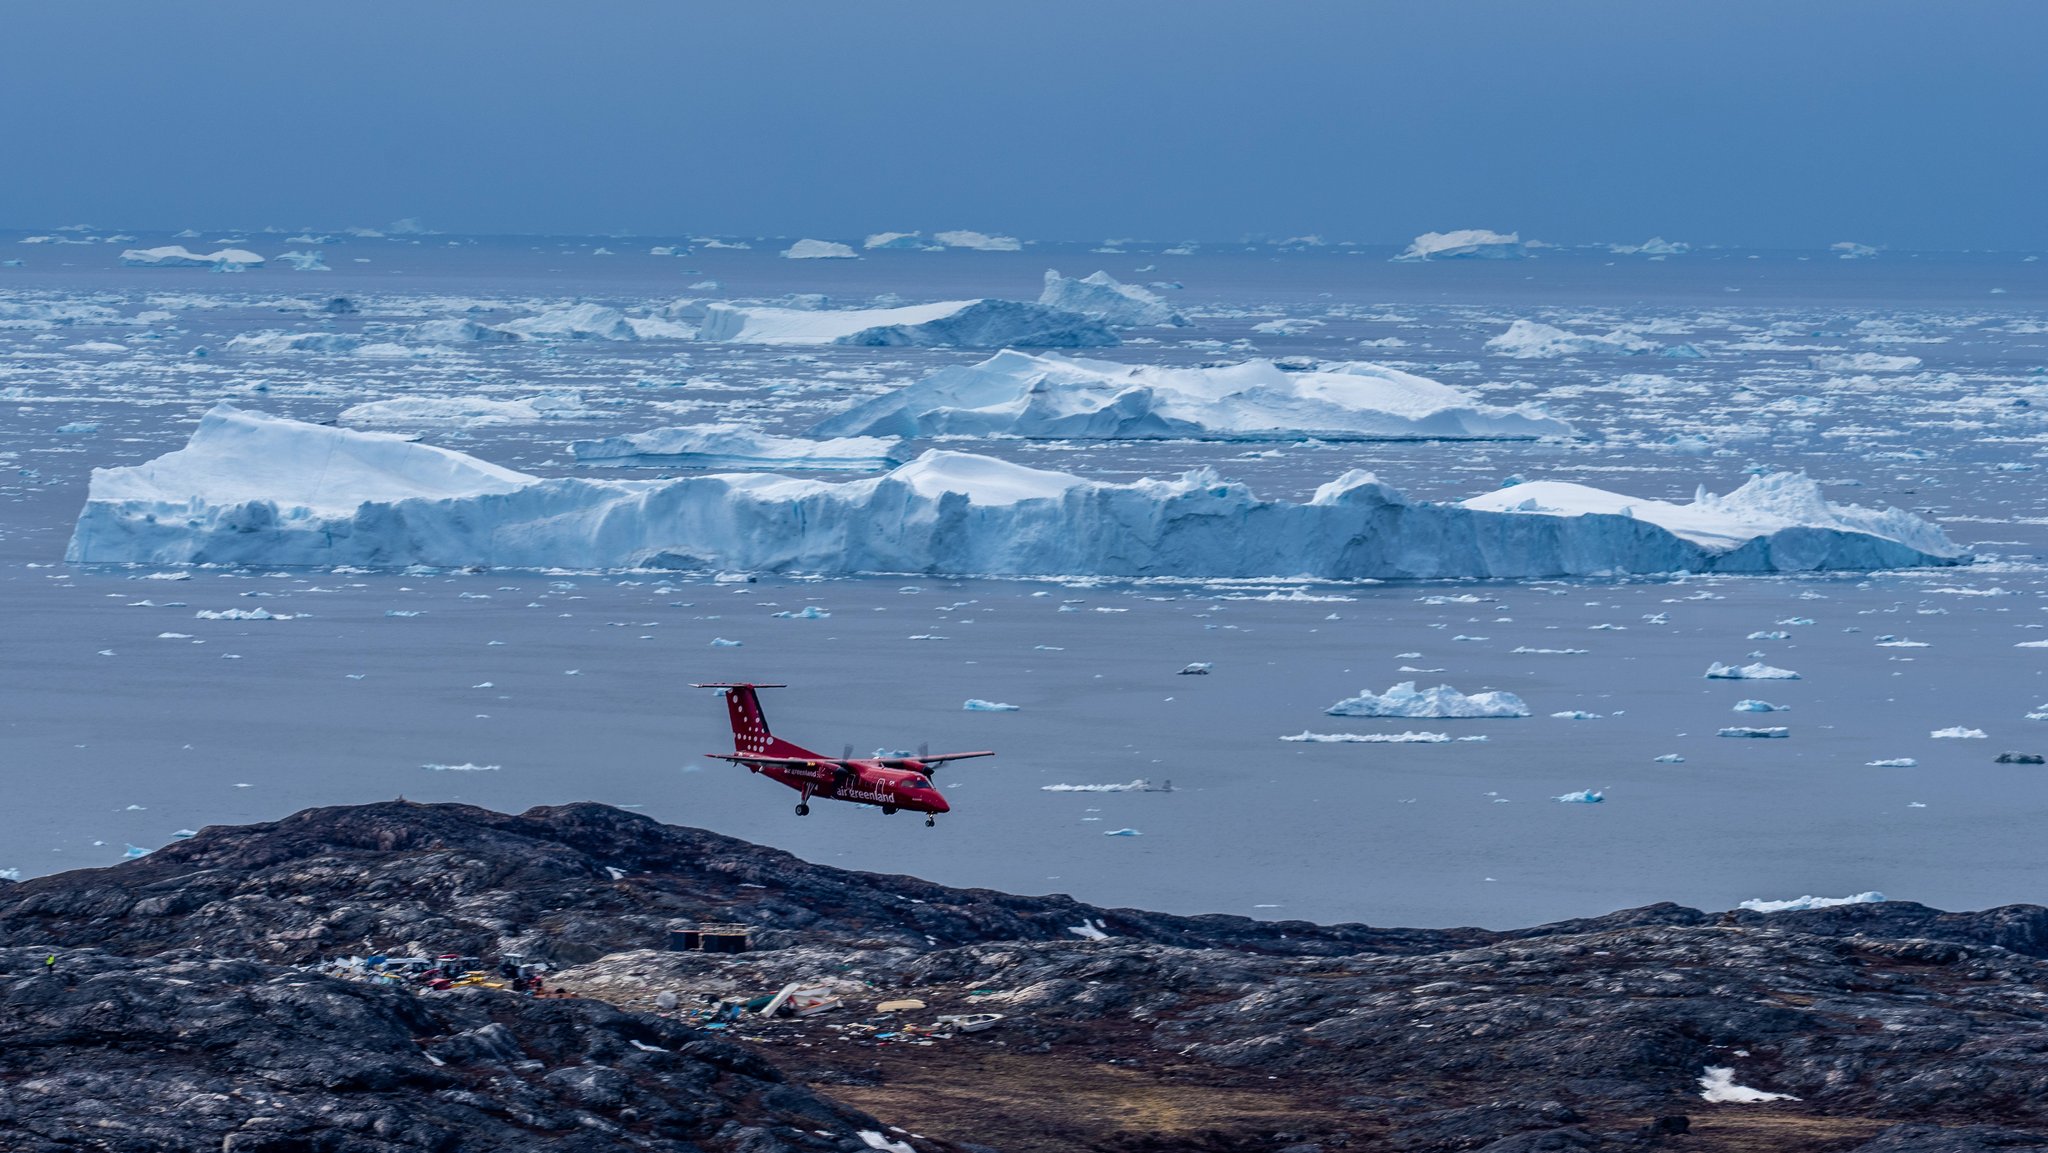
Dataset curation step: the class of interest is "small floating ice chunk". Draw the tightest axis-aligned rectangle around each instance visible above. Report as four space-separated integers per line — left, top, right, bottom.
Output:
964 699 1020 712
1731 700 1788 713
1697 1066 1800 1104
1513 646 1588 654
195 608 293 621
1550 710 1602 720
1719 727 1789 738
1739 891 1884 914
1553 790 1604 804
1042 780 1150 792
1177 662 1212 675
123 844 149 858
1747 630 1790 640
1931 726 1987 739
710 637 743 647
1102 827 1141 836
1653 754 1686 764
422 762 500 772
384 610 424 618
772 606 830 619
1706 662 1800 680
1866 758 1918 767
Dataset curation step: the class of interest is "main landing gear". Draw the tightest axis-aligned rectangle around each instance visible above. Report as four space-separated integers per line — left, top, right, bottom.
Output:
795 802 809 816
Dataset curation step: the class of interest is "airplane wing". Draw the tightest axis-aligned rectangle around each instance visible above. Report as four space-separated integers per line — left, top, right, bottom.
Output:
705 753 848 768
880 750 994 768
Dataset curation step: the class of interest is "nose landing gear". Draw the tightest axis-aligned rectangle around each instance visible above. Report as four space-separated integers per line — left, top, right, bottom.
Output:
925 814 937 828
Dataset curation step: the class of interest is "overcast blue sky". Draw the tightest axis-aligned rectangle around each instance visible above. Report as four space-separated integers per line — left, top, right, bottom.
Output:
2 2 2042 248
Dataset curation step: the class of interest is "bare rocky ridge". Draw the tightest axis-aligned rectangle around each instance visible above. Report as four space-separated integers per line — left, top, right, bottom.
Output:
5 801 2048 1152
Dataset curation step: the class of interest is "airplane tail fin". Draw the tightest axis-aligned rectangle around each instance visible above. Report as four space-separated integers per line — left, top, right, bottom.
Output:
692 683 806 758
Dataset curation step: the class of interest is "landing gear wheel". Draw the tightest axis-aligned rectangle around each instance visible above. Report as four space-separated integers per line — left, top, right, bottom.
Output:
925 814 937 828
882 805 898 816
795 803 810 816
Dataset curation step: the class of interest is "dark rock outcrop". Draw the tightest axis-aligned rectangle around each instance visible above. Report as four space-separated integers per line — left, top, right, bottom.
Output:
7 800 2048 1152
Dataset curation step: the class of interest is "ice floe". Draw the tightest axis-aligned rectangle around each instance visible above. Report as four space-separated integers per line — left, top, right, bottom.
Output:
934 230 1022 251
1038 270 1188 327
1280 730 1452 743
963 699 1019 711
571 425 901 470
780 239 859 260
1738 891 1884 913
67 406 1968 577
1484 320 1658 358
1704 662 1801 680
339 395 593 428
1553 790 1604 804
812 349 1572 441
1041 780 1153 792
1811 352 1922 373
120 245 264 270
1718 726 1788 738
695 300 1115 348
1930 726 1987 739
1731 699 1788 712
1326 682 1530 719
1866 758 1918 767
1394 229 1526 261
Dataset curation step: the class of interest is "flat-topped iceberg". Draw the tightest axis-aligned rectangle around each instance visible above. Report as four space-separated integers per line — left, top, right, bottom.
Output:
571 424 902 470
1394 230 1526 261
68 406 1969 576
811 350 1572 441
695 300 1115 349
1039 270 1188 327
120 245 264 270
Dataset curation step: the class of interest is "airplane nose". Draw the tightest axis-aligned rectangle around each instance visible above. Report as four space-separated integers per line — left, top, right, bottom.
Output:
929 793 950 813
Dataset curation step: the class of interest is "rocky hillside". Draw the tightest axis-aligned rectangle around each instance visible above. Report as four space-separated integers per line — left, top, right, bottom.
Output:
5 801 2048 1152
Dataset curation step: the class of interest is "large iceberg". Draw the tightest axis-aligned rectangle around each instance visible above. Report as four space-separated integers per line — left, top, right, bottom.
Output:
811 350 1572 442
67 406 1969 576
571 424 902 470
1393 230 1526 261
120 245 264 270
1039 270 1188 327
696 300 1115 349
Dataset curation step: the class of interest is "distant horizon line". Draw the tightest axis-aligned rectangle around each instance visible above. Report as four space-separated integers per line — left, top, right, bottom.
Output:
6 225 2046 257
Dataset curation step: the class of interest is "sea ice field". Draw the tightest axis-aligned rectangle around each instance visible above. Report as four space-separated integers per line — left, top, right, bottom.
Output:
4 229 2046 928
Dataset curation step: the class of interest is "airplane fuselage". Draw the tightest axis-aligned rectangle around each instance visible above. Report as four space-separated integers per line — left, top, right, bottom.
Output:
751 756 950 815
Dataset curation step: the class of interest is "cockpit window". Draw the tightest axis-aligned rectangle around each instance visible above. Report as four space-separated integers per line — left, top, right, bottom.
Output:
906 776 930 789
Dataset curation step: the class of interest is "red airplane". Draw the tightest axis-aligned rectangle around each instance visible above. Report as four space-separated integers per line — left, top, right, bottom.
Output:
694 683 993 827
